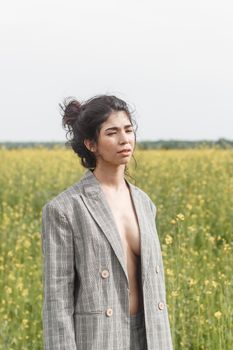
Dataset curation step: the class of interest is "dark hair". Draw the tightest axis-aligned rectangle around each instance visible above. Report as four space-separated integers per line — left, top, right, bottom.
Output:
59 94 138 172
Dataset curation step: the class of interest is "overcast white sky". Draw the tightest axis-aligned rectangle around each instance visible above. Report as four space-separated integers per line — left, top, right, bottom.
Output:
0 0 232 142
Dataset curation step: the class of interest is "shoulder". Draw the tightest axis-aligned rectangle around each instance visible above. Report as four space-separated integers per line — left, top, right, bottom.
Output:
42 180 83 216
132 183 157 217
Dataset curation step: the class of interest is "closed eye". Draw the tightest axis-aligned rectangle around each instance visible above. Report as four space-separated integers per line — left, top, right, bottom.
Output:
107 129 133 136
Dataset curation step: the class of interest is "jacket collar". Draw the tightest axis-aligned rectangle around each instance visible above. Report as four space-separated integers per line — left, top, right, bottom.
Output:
79 168 139 199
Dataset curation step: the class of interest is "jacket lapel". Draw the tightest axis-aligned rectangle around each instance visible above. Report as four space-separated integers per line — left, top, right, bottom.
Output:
78 169 151 289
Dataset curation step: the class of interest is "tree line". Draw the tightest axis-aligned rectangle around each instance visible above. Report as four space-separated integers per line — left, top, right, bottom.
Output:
0 138 233 150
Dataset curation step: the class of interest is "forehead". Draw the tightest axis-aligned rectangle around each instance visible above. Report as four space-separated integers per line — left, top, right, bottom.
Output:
102 110 130 127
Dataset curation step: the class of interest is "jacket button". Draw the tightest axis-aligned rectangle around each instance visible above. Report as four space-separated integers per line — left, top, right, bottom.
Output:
101 269 110 278
106 308 113 317
156 265 160 273
158 302 165 310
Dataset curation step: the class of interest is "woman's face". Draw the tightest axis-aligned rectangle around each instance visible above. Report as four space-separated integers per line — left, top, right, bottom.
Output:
90 110 135 167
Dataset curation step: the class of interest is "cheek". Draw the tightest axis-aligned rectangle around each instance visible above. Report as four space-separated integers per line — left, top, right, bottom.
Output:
129 133 136 144
99 138 116 152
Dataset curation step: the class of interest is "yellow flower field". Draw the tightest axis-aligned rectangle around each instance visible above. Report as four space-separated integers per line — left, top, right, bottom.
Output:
0 148 232 349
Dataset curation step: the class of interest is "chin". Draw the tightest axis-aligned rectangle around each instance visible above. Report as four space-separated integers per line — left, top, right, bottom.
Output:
120 159 131 165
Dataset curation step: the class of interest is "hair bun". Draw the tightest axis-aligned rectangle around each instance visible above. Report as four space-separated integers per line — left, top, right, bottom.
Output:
60 98 83 129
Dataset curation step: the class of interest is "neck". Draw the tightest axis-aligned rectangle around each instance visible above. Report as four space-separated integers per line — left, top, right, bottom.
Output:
92 165 127 192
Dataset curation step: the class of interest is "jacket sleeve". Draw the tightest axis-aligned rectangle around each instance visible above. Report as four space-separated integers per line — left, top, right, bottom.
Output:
149 198 157 218
41 202 77 350
149 199 167 288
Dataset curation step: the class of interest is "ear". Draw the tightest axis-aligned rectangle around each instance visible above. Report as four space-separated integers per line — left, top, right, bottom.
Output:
84 139 96 153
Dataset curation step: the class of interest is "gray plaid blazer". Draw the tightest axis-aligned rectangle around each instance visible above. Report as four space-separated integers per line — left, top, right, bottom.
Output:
41 169 173 350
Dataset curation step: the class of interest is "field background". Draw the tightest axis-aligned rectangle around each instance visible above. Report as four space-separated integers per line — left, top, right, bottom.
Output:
0 148 232 349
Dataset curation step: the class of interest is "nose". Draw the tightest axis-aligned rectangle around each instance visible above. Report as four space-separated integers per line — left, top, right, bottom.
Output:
120 131 129 144
119 130 130 144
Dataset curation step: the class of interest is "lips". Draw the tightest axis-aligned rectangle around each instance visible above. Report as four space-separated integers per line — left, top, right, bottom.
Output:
118 149 131 153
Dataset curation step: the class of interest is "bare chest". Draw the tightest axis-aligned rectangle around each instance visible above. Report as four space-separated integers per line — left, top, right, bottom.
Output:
104 189 141 257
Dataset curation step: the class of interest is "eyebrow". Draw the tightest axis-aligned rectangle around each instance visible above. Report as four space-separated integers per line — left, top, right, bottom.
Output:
104 124 133 132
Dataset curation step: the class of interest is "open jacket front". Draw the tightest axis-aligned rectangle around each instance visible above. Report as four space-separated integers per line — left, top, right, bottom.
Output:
41 169 173 350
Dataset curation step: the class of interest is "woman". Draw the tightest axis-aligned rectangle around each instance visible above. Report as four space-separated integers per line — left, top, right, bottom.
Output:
41 94 173 350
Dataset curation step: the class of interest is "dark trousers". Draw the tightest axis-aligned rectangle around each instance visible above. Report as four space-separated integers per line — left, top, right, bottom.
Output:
130 310 147 350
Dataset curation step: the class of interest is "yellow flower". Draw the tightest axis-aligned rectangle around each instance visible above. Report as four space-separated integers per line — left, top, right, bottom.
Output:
166 268 174 276
188 278 197 286
214 311 222 320
5 286 12 294
208 236 215 244
17 282 24 291
23 239 31 249
8 273 16 281
188 225 196 233
199 318 205 325
223 243 231 252
212 281 218 288
165 234 173 245
22 319 29 328
22 289 29 297
171 290 179 297
176 213 185 221
186 204 192 210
